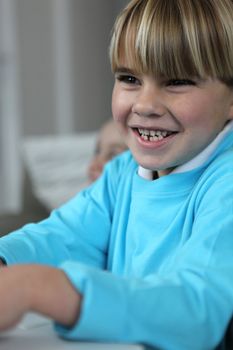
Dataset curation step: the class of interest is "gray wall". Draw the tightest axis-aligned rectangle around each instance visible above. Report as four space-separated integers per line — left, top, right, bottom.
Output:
15 0 128 136
71 0 115 132
0 0 130 215
115 0 129 13
16 0 56 135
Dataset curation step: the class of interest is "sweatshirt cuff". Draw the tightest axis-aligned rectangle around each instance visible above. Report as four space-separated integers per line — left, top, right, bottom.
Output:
55 261 129 342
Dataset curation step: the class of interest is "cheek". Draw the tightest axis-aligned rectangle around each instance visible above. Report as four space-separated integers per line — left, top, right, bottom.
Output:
174 99 210 130
111 98 120 122
112 87 130 123
112 106 125 125
111 86 119 121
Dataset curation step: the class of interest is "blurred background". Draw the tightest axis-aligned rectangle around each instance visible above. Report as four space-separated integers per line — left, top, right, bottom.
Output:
0 0 128 235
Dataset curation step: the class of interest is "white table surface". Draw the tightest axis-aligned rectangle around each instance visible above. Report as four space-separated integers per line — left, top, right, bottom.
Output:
0 313 145 350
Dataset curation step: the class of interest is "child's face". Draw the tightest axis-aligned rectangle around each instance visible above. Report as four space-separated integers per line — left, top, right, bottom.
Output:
112 67 233 176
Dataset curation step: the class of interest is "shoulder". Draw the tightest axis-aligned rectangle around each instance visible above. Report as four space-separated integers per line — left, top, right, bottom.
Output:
203 145 233 181
194 145 233 211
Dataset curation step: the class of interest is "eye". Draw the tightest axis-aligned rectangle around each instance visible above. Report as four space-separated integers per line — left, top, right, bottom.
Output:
116 74 140 85
166 79 196 87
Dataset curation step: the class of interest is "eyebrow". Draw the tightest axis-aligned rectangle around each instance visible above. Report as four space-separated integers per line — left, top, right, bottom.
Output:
114 67 136 75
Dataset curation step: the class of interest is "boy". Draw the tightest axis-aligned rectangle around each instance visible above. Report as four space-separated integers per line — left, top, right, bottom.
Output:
0 0 233 349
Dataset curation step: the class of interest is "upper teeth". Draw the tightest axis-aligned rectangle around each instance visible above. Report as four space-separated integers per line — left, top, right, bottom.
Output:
138 128 170 139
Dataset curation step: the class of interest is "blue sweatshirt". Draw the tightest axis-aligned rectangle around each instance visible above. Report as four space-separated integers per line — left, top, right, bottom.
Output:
0 128 233 350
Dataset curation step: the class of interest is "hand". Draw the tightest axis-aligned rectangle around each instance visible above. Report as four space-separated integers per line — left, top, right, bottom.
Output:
0 265 31 330
0 259 5 267
0 264 82 331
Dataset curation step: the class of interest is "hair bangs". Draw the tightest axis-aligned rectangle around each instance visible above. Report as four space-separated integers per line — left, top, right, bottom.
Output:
110 0 233 85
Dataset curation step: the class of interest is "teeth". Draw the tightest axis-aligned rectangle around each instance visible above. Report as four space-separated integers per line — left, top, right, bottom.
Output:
138 128 171 141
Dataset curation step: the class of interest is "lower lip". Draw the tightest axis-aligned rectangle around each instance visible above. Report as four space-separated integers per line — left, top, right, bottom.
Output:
133 129 176 150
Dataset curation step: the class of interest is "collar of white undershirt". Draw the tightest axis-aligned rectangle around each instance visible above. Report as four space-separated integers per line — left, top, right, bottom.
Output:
138 120 233 180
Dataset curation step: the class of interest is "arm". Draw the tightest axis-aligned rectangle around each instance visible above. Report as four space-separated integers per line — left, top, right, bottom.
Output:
0 154 132 269
0 160 117 268
0 264 82 331
54 173 233 349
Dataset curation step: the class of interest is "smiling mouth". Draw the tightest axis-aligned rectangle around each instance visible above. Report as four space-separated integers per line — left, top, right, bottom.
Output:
135 128 177 142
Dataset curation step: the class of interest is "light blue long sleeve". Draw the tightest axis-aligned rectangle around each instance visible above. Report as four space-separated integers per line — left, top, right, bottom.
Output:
56 146 233 350
0 156 120 268
1 132 233 349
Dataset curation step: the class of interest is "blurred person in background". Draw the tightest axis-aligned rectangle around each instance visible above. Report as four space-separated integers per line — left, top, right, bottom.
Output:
88 119 127 182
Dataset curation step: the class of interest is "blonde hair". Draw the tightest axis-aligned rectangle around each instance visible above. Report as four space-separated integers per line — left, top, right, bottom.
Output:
110 0 233 86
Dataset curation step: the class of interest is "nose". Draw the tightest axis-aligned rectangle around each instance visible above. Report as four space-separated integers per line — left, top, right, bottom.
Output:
132 83 166 118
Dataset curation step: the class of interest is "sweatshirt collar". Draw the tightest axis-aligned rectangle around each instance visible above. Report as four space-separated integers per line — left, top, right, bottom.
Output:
138 120 233 180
